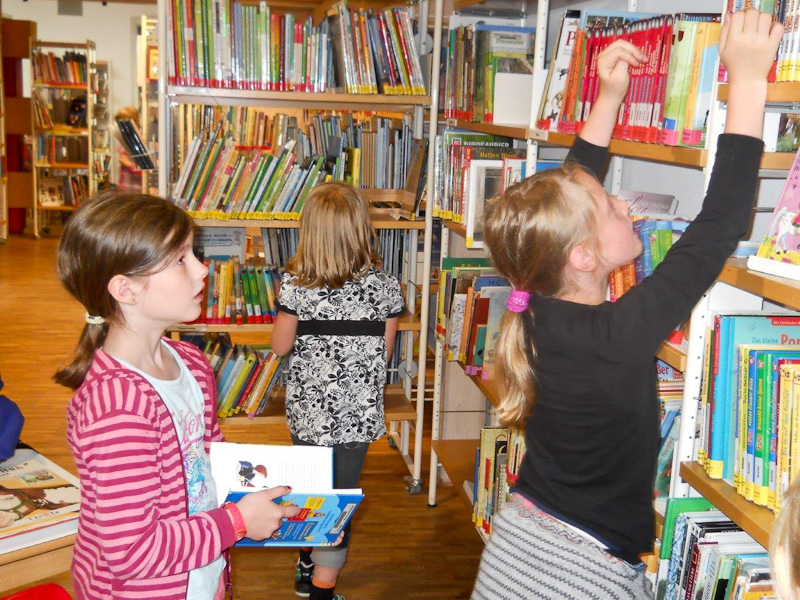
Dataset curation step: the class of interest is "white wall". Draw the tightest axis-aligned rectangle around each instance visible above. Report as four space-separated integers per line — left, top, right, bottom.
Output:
2 0 157 118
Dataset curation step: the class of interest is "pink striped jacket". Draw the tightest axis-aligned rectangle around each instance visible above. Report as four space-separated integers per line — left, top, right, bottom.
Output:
66 339 235 600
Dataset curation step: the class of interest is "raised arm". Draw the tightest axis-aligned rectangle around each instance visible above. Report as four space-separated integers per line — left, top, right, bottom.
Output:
609 10 782 354
566 40 646 179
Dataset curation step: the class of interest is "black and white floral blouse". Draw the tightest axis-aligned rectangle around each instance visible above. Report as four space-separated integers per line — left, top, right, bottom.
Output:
276 267 405 445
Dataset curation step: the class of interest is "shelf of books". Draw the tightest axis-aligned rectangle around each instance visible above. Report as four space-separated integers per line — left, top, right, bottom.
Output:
656 341 687 373
31 39 97 238
679 461 774 549
718 258 800 311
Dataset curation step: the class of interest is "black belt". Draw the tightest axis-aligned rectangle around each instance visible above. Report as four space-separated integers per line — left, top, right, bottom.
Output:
297 319 386 336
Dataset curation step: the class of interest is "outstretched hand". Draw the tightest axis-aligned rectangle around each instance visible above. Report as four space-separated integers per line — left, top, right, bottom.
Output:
720 9 783 86
596 39 646 104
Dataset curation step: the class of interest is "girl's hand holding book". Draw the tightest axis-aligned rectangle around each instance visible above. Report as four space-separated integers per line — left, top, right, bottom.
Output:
235 485 301 541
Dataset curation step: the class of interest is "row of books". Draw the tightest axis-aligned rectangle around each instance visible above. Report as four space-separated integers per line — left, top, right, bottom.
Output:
655 366 684 500
199 256 280 326
328 3 426 95
37 174 90 208
722 0 799 83
35 135 88 166
470 427 526 535
696 314 800 513
541 10 722 147
172 124 419 220
655 499 770 600
32 49 90 86
183 333 285 418
432 129 526 228
166 0 425 95
442 24 535 123
437 258 507 381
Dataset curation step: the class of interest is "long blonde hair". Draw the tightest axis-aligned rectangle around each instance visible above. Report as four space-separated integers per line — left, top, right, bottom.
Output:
55 193 195 389
483 164 599 425
771 478 800 599
286 182 381 288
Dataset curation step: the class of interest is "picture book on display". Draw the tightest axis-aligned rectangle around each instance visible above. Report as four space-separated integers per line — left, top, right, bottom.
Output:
0 443 80 554
210 443 362 547
748 146 800 281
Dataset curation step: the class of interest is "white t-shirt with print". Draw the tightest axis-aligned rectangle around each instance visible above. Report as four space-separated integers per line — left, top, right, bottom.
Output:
114 342 225 600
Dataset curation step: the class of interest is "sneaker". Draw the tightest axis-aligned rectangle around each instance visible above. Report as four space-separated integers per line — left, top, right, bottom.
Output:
333 595 346 600
294 556 314 597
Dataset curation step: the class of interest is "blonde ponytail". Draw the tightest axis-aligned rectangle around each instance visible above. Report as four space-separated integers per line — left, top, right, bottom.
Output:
494 310 537 426
483 163 599 427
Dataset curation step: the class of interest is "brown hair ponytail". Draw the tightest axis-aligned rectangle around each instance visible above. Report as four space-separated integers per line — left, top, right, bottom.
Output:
55 192 195 389
483 164 599 426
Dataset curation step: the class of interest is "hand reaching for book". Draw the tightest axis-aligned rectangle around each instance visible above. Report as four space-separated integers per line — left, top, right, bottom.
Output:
595 39 646 106
719 8 783 87
236 485 301 541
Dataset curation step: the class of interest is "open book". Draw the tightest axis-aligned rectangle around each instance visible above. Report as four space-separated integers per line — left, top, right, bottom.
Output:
209 442 363 547
0 444 80 554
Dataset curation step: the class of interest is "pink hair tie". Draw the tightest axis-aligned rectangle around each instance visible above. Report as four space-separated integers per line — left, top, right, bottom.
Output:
506 289 530 313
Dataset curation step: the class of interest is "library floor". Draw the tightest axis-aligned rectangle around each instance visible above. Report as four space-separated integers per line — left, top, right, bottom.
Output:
0 235 483 599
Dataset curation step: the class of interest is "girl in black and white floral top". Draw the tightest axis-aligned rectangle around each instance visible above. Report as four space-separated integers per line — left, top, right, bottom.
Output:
272 182 404 600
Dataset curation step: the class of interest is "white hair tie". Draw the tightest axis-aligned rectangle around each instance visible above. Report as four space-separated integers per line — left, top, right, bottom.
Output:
85 313 106 325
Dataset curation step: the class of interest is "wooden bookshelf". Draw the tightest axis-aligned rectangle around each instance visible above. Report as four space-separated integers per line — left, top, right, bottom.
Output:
442 219 466 238
446 119 529 140
167 86 431 110
219 383 415 428
718 82 800 103
169 312 422 334
35 162 90 169
32 82 90 90
432 439 480 490
457 361 499 407
191 216 426 230
538 131 708 168
679 461 774 548
718 258 800 311
760 152 795 171
36 204 76 212
656 341 687 373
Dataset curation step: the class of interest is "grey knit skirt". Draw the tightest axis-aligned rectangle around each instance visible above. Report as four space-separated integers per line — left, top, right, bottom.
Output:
472 498 654 600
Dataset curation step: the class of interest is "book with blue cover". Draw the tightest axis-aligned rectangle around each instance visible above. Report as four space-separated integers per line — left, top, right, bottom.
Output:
210 442 363 547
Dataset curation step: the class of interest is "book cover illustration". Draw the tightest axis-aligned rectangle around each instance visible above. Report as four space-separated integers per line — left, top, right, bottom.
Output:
209 442 363 548
225 489 362 547
749 147 800 281
0 445 81 554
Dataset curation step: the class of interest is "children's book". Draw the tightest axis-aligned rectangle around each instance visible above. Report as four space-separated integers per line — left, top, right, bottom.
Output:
210 442 363 547
748 146 800 281
0 444 81 554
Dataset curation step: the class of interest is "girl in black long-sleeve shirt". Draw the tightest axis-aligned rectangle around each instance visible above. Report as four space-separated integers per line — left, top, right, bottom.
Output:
472 10 783 600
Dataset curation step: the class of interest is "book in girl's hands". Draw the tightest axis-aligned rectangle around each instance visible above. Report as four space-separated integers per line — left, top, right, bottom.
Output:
209 442 363 547
748 147 800 281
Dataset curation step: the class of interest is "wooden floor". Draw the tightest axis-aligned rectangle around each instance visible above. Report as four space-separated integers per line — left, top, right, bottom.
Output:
0 235 483 599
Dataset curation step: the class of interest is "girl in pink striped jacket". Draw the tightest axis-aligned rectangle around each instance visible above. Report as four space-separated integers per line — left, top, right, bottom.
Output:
55 193 301 600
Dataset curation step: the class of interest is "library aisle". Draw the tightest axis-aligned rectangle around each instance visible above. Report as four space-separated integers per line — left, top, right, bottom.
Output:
0 237 483 599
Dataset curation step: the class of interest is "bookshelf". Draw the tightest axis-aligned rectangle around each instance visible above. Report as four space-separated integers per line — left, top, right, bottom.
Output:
30 40 97 239
137 16 159 195
679 461 774 548
93 60 111 190
156 0 443 493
